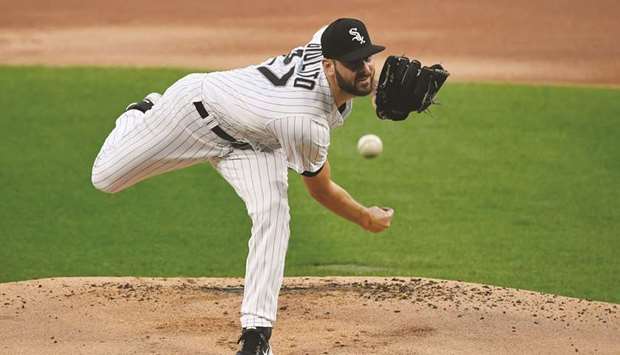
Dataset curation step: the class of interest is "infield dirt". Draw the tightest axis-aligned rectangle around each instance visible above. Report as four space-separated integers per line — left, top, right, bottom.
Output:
1 277 618 354
1 0 619 85
1 1 619 354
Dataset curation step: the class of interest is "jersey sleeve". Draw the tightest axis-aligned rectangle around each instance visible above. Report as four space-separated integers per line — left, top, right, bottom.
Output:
267 116 330 175
341 100 353 120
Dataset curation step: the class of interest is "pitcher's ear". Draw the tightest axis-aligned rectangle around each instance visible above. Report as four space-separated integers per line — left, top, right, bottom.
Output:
323 59 334 75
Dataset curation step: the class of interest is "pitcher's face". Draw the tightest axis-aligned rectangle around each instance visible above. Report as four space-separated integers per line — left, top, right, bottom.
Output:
333 56 376 96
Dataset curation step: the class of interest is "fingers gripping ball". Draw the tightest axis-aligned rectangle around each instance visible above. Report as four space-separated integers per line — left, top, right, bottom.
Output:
357 134 383 158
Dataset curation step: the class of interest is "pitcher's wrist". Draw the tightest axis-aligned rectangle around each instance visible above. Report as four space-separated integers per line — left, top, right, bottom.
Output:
358 207 372 230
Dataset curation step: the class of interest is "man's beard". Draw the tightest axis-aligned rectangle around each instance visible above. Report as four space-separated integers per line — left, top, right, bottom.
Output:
335 67 374 96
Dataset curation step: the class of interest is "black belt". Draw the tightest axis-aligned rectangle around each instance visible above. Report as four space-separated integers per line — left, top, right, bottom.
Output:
193 101 252 150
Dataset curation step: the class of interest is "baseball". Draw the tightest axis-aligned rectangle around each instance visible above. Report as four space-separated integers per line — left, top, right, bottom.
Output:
357 134 383 158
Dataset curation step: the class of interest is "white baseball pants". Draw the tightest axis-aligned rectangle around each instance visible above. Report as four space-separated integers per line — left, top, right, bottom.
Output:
91 74 291 328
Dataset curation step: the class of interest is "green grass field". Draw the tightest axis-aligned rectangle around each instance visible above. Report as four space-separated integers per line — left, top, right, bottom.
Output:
1 66 619 303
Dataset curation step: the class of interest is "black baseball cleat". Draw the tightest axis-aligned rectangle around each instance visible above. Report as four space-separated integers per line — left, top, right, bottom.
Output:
235 327 273 355
125 92 161 113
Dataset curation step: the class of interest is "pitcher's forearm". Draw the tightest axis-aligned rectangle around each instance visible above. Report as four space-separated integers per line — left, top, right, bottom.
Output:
309 181 370 228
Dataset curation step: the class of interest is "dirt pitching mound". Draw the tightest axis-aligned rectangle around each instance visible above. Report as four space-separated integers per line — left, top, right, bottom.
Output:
1 277 618 354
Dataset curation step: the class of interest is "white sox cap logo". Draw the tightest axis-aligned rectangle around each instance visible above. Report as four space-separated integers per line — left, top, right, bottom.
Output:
348 28 366 45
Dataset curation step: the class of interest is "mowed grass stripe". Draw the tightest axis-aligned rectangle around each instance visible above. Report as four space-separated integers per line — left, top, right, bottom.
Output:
0 66 618 303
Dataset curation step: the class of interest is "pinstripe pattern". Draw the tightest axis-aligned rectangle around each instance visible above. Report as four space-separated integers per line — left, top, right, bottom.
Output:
91 25 355 333
266 115 330 174
198 27 352 153
211 149 290 328
91 74 230 193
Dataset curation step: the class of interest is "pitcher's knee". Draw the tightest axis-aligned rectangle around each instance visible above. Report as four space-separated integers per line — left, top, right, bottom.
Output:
91 176 118 194
91 167 123 194
251 198 289 219
249 199 291 234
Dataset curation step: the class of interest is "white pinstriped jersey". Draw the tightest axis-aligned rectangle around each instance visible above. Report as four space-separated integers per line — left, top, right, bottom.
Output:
91 25 356 332
199 26 352 174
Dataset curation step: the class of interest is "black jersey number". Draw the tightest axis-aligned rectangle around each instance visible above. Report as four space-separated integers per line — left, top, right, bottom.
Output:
257 49 315 90
256 66 295 87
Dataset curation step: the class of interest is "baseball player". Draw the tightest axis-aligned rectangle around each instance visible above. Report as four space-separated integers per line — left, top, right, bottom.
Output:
91 18 393 355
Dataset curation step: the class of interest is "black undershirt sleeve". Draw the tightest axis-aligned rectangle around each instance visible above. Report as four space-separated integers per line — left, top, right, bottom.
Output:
301 163 325 177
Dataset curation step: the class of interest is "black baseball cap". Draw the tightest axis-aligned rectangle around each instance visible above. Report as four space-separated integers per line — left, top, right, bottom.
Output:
321 18 385 62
